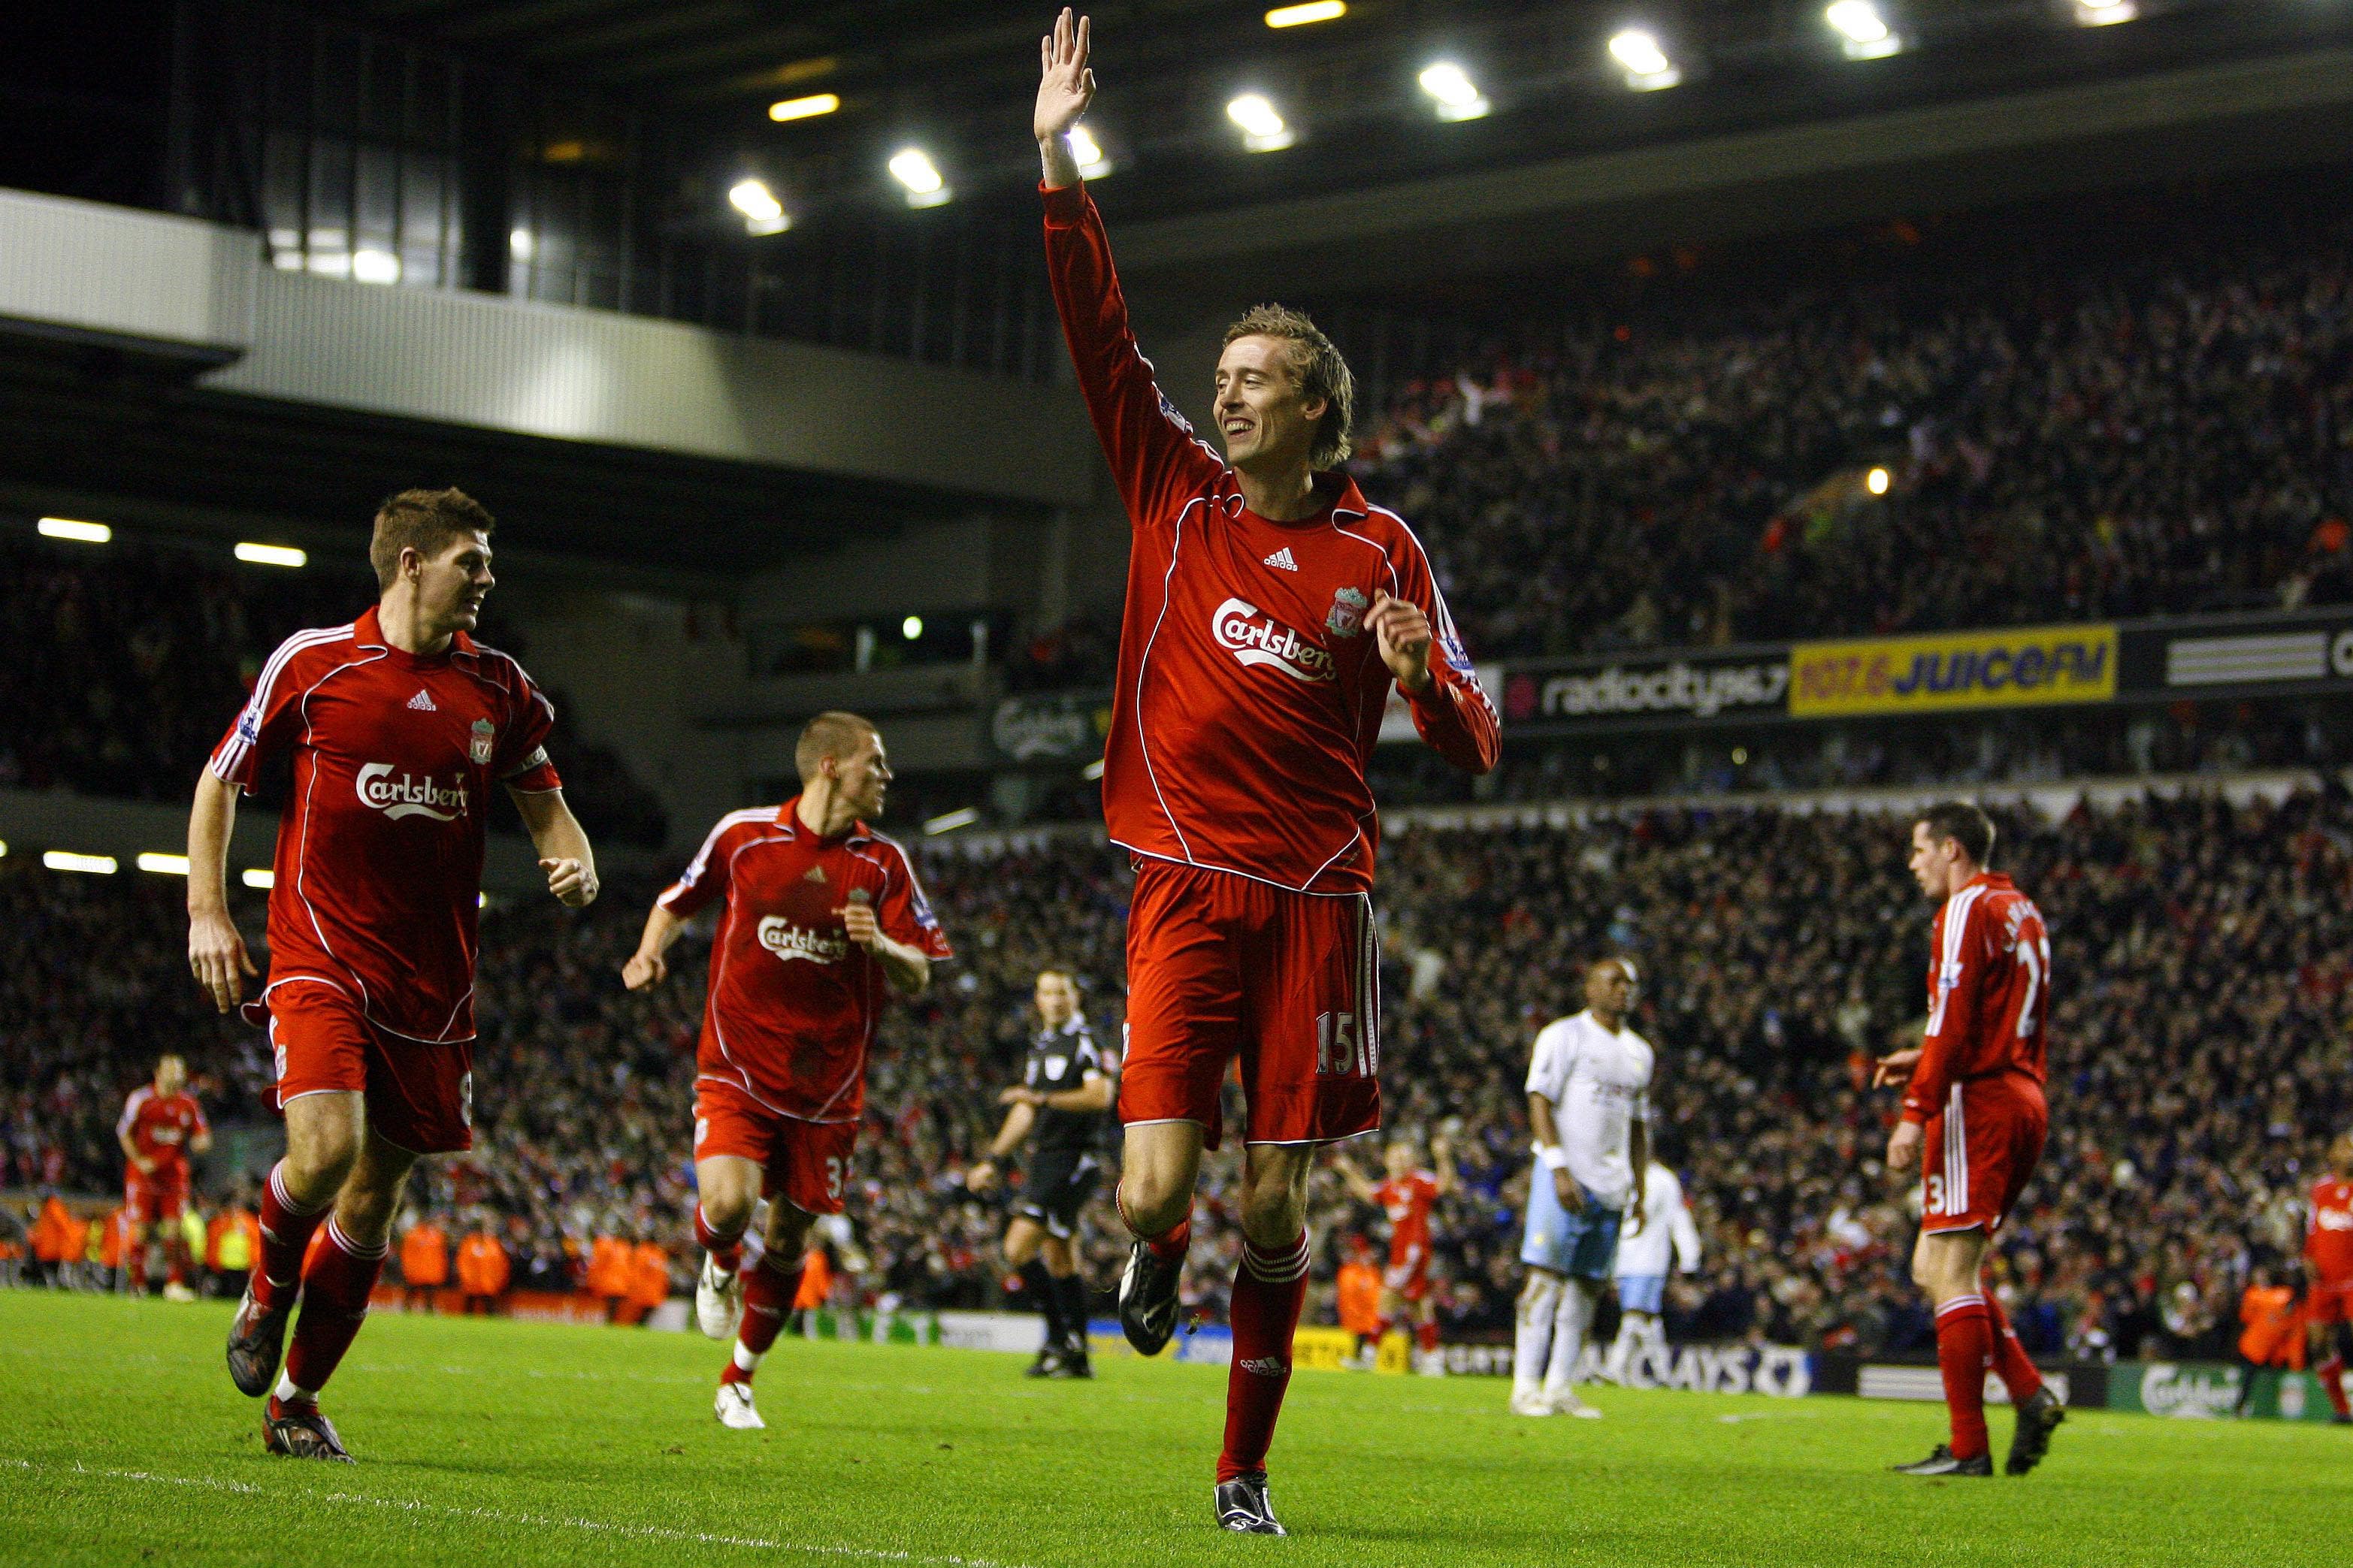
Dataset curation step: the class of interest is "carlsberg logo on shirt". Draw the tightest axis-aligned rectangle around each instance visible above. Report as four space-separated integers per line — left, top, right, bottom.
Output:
757 917 848 965
1213 598 1335 684
356 763 469 821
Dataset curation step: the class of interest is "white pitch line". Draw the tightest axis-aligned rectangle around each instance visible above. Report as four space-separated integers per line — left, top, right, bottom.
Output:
5 1458 1036 1568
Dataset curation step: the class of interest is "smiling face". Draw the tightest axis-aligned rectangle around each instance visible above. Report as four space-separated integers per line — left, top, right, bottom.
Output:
1214 334 1326 476
411 530 494 639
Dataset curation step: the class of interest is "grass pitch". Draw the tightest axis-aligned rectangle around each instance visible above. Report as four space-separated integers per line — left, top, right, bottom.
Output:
1 1292 2334 1566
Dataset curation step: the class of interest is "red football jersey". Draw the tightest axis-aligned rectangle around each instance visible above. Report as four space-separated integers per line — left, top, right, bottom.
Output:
1374 1171 1439 1270
659 800 953 1123
209 606 561 1044
1042 183 1499 896
1903 872 2051 1123
2309 1177 2353 1282
119 1086 207 1177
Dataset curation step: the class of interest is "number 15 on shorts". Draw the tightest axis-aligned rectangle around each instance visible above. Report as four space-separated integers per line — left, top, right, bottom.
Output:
1316 1011 1371 1078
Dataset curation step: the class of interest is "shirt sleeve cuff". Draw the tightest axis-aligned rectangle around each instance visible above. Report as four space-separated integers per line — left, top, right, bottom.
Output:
1900 1103 1927 1125
1040 181 1088 224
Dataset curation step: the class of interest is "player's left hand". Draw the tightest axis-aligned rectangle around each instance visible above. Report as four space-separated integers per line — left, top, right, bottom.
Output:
1872 1047 1922 1087
1367 591 1433 694
1886 1119 1922 1176
541 858 596 908
842 901 881 948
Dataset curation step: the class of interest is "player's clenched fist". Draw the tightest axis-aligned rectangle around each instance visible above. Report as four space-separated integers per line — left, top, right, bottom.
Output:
541 856 597 908
842 900 882 949
1367 590 1434 693
621 950 667 990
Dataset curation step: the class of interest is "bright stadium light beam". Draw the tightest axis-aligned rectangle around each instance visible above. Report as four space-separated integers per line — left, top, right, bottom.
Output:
1082 757 1105 781
234 542 307 568
44 851 118 875
1264 2 1346 28
728 178 790 235
769 92 841 122
351 248 401 285
2073 0 2134 23
1226 93 1295 152
1607 29 1681 91
137 853 191 875
888 148 951 207
924 806 980 836
1866 466 1892 495
242 868 276 890
1417 62 1492 122
1826 0 1901 59
1069 125 1112 180
38 517 111 543
902 615 924 640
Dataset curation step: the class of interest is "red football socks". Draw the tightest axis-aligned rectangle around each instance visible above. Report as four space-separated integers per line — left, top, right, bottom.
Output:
694 1204 744 1276
721 1253 806 1385
1934 1295 1994 1460
283 1218 389 1397
1218 1234 1310 1484
1416 1319 1441 1355
255 1162 332 1312
2319 1355 2351 1419
1980 1292 2044 1403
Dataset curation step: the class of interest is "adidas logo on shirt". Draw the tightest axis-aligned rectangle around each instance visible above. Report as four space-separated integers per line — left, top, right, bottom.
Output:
406 690 437 712
1263 547 1299 572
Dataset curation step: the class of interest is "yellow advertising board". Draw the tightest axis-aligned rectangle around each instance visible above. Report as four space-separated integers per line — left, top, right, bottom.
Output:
1789 624 2117 718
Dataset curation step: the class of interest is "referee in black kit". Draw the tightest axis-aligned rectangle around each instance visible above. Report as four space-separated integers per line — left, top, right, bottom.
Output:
966 968 1114 1377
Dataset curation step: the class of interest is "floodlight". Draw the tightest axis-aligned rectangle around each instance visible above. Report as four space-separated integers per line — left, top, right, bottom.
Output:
44 851 117 875
769 93 841 122
1607 29 1681 91
888 148 951 207
350 249 401 285
38 518 110 543
1226 94 1296 152
1070 125 1112 179
1826 1 1901 58
1265 2 1346 28
728 179 790 234
1417 63 1492 122
234 543 307 568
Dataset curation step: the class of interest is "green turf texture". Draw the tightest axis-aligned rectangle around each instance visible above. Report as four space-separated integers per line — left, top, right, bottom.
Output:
1 1291 2335 1566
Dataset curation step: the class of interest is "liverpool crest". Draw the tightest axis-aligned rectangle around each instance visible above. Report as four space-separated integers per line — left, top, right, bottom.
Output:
468 718 495 766
1325 586 1368 639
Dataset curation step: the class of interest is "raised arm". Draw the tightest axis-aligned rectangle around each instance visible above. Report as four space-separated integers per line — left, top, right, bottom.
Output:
1036 8 1223 525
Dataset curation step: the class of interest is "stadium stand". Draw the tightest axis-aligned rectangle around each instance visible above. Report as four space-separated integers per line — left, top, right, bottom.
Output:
1348 213 2353 660
10 781 2346 1364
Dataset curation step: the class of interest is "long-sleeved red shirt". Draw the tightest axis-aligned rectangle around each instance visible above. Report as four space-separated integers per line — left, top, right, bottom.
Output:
1902 872 2050 1123
1042 182 1499 896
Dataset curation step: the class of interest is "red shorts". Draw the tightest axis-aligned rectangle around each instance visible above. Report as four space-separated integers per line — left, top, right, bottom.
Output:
1384 1257 1430 1304
267 980 474 1155
1920 1071 2046 1234
1120 859 1381 1150
694 1079 855 1216
2308 1279 2353 1326
124 1169 189 1227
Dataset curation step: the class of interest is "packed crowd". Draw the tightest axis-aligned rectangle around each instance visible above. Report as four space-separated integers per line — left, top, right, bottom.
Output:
0 530 669 846
1350 216 2353 660
10 782 2348 1363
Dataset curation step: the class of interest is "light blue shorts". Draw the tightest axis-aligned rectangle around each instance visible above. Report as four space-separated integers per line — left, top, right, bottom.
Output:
1520 1174 1622 1281
1616 1273 1666 1316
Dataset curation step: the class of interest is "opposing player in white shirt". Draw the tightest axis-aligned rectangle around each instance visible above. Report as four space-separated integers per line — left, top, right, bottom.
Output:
1606 1156 1701 1383
1513 958 1654 1418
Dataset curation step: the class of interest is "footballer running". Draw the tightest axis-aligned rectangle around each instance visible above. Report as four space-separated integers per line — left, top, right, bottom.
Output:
1034 8 1502 1533
623 712 951 1431
194 488 599 1461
